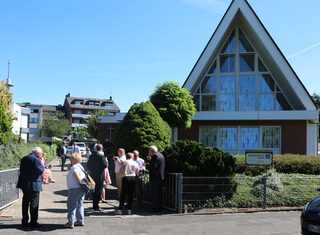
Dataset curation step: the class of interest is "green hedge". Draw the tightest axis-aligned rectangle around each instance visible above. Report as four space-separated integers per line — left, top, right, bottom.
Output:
0 142 57 170
235 154 320 176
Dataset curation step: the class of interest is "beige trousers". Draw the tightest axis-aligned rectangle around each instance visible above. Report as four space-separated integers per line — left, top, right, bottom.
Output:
116 172 123 198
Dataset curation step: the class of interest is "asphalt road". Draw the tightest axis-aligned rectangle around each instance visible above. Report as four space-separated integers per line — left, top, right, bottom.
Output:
0 211 301 235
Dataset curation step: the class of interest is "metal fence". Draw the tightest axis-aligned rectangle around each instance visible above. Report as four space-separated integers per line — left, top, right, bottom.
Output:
0 168 20 210
137 173 320 213
134 171 183 213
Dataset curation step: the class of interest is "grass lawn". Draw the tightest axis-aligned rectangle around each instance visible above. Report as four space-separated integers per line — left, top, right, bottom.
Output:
183 173 320 209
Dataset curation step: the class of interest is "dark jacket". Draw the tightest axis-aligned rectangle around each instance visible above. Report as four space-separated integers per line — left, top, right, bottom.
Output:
150 151 165 181
17 153 44 191
87 151 108 182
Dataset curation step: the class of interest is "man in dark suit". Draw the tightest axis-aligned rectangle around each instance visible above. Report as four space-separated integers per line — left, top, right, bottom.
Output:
87 144 108 211
147 145 165 212
17 147 45 228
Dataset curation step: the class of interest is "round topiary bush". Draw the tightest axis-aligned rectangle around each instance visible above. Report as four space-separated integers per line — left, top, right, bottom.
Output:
113 101 171 157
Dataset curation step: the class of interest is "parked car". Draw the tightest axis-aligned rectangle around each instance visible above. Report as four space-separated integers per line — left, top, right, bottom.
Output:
301 196 320 234
76 142 87 156
66 146 73 158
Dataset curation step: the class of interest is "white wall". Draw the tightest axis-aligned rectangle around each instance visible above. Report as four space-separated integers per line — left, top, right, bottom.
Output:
307 122 318 155
11 103 21 135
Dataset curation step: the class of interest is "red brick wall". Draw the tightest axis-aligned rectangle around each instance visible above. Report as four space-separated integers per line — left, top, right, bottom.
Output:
178 120 307 154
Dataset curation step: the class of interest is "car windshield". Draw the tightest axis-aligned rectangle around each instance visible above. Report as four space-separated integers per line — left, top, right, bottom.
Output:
77 144 85 148
308 197 320 208
67 146 73 150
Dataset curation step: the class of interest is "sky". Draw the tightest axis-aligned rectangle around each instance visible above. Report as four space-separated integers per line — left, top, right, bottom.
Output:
0 0 320 112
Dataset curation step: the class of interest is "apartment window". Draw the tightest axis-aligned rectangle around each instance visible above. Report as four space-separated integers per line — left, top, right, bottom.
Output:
74 110 82 114
72 119 80 124
104 103 113 107
74 100 83 105
29 118 39 123
88 101 95 106
30 108 39 113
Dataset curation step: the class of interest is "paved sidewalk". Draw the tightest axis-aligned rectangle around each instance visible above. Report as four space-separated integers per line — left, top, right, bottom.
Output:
0 158 124 220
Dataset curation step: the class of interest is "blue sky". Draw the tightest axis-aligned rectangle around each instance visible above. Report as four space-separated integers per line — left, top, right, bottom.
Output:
1 0 320 112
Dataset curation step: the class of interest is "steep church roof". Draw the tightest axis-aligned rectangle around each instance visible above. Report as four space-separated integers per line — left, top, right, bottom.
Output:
182 0 316 111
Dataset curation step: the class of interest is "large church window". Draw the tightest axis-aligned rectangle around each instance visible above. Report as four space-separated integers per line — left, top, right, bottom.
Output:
240 55 254 72
241 127 259 148
219 127 237 149
193 26 291 111
220 56 235 73
200 127 217 148
221 31 235 54
262 127 281 148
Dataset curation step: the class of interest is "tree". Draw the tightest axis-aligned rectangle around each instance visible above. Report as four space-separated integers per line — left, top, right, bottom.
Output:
312 93 320 110
0 105 13 144
113 101 171 157
72 126 89 140
0 81 14 145
150 81 196 128
86 110 106 138
41 111 71 138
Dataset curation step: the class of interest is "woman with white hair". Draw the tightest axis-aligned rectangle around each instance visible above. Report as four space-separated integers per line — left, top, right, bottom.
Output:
64 153 86 229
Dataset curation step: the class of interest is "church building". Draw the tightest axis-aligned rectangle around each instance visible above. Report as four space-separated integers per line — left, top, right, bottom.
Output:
178 0 318 155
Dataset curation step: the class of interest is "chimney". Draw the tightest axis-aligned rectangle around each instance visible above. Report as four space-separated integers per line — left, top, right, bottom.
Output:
66 93 70 97
110 96 112 101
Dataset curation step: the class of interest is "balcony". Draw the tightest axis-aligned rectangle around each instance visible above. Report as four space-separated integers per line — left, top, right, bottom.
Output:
72 113 92 119
71 123 87 128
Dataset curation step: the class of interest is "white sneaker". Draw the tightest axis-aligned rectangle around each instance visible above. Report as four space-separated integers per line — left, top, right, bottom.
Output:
115 209 122 215
49 179 55 183
127 210 132 215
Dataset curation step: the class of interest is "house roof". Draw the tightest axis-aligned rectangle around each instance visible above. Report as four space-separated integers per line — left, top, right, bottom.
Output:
65 96 120 112
182 0 316 111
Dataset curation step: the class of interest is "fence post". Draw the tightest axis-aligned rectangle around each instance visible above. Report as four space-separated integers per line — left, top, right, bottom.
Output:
263 176 267 209
177 173 183 213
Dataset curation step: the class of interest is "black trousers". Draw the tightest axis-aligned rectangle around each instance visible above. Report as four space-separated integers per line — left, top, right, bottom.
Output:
22 190 40 225
119 176 136 210
93 179 103 209
61 155 66 171
151 179 163 211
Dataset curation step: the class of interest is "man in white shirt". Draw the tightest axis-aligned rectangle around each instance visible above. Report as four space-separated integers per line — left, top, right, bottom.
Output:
115 152 139 215
133 150 145 208
72 142 81 154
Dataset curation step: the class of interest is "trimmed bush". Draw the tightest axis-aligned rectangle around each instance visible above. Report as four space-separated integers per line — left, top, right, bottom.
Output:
0 143 57 170
113 101 171 157
235 154 320 175
164 140 236 177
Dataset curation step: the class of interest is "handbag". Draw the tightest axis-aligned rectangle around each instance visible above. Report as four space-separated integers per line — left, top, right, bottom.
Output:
79 165 96 193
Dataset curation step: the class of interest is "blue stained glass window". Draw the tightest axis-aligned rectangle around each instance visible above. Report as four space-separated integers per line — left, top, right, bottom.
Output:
262 127 280 148
220 56 235 73
241 128 259 148
276 93 291 110
239 30 254 53
220 94 236 111
239 75 255 93
193 95 200 111
202 95 216 111
259 94 274 111
221 31 235 54
200 127 218 147
220 75 235 93
239 94 256 111
201 76 217 93
219 127 237 149
259 74 275 92
240 55 254 72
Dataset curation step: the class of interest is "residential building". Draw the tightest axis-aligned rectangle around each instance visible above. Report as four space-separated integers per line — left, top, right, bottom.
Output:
17 103 64 142
63 93 120 128
11 103 30 142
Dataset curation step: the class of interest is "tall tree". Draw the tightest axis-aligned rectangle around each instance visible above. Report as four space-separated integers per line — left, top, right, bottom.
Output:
113 101 171 157
0 81 13 144
312 93 320 110
150 81 196 128
41 111 71 138
86 110 106 138
72 126 89 140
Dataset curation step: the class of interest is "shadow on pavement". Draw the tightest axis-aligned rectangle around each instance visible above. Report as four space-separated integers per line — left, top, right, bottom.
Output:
40 208 67 214
0 223 65 232
54 189 68 196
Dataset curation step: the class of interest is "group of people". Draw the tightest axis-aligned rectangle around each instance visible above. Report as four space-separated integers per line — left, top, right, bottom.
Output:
16 143 165 229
